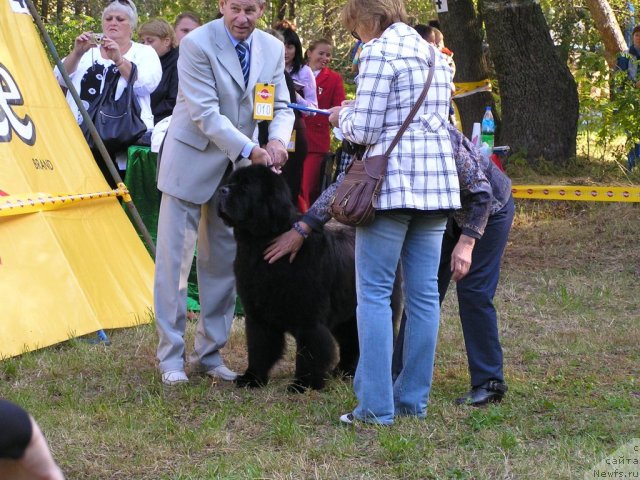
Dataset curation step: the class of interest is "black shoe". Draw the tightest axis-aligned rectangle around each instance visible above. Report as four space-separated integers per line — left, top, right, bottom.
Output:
455 380 507 406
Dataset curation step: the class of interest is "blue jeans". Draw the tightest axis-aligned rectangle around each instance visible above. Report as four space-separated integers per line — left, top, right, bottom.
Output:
352 212 447 425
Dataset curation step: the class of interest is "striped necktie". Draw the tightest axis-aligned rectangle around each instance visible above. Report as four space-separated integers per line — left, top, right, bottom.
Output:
235 41 249 87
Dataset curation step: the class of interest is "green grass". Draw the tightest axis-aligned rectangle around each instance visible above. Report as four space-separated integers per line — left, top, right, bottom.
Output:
1 201 639 479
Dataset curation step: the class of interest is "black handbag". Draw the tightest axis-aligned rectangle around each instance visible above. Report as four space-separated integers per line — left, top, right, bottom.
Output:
82 62 147 155
330 46 436 227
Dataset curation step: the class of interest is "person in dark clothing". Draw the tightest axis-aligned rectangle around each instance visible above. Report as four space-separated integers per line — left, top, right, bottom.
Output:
139 18 179 124
393 126 513 406
0 399 64 479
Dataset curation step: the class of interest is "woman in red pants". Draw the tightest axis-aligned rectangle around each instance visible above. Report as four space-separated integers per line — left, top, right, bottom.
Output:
299 39 346 211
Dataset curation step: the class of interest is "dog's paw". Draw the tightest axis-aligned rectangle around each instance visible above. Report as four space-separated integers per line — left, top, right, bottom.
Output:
287 381 308 394
288 375 326 393
332 366 356 379
235 373 266 389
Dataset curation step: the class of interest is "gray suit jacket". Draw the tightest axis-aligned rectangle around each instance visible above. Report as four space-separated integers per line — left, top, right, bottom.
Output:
157 19 295 204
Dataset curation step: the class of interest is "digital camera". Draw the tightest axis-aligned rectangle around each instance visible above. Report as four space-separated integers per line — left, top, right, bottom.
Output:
90 33 104 45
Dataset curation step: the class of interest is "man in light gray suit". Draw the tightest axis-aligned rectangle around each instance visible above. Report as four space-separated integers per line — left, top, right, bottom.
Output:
154 0 295 385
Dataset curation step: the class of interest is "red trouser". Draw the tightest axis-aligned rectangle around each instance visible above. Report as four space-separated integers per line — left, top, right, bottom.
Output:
298 151 325 212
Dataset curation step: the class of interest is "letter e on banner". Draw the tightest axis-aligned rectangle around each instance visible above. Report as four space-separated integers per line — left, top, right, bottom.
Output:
0 63 36 146
434 0 449 13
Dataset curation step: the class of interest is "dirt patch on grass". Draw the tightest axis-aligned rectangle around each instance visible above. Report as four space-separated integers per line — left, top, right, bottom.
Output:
505 201 640 273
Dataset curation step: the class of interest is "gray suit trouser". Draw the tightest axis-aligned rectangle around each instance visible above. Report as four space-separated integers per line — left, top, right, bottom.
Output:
154 190 236 374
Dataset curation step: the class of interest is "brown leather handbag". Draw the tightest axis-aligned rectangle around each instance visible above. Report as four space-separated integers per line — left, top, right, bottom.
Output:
330 46 436 227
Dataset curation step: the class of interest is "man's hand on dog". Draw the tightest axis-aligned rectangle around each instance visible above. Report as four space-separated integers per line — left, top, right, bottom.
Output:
266 139 288 172
249 146 271 166
249 140 287 174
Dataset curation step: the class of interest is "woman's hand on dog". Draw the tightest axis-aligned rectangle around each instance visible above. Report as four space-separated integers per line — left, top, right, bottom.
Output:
264 227 307 264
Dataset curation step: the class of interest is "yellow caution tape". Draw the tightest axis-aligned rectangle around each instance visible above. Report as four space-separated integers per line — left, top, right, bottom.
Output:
453 79 492 99
117 182 132 203
512 185 640 202
0 187 129 217
451 101 463 131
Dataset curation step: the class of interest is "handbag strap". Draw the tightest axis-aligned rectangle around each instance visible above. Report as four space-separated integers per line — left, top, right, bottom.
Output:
383 44 437 157
123 62 138 103
103 61 138 100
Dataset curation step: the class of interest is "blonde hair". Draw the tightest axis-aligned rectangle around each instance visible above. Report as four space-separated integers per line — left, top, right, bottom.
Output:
340 0 407 37
307 38 332 52
139 18 178 48
305 38 332 62
432 27 444 47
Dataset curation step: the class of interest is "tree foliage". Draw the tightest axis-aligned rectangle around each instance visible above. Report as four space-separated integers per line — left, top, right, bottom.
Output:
34 0 640 166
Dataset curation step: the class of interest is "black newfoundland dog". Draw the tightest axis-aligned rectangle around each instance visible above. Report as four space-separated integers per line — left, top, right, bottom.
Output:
217 165 364 393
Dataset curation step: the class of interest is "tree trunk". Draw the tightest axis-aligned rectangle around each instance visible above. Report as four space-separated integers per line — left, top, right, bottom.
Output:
289 0 295 21
437 0 495 139
585 0 628 67
276 0 286 21
321 0 338 41
481 0 579 165
55 0 63 23
40 0 49 22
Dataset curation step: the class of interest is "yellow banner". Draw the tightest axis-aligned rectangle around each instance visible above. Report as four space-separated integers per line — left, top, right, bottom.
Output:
512 185 640 202
453 79 492 99
0 1 154 358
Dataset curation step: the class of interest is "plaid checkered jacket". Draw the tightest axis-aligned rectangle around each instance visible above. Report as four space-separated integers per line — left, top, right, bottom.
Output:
339 23 461 211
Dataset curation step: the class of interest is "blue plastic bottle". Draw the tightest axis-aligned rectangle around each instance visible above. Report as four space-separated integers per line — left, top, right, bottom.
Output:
481 106 495 150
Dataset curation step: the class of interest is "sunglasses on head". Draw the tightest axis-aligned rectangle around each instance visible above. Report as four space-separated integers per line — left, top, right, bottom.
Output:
111 0 135 10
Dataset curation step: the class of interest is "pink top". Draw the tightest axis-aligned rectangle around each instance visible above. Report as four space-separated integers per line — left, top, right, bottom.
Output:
288 64 318 110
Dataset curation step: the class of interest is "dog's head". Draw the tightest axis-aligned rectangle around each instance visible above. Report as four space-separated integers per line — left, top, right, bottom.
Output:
217 165 297 239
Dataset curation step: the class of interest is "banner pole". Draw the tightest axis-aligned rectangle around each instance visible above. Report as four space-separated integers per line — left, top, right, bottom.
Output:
25 0 157 258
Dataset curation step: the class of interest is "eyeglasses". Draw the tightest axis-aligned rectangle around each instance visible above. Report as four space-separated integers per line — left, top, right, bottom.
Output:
351 30 361 41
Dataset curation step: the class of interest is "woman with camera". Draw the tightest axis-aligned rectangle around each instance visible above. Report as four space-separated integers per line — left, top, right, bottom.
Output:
53 0 161 182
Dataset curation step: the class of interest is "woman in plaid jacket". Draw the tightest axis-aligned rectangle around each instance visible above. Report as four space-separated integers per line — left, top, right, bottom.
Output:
327 0 461 425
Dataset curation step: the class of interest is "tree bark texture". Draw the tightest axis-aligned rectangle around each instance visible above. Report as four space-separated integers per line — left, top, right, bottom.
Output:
481 0 579 165
41 0 49 21
55 0 63 22
437 0 495 139
585 0 627 67
276 0 286 21
289 0 295 21
320 0 339 42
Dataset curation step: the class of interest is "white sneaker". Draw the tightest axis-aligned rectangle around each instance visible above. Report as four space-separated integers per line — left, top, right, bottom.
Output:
161 370 188 386
206 365 238 381
339 413 355 425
